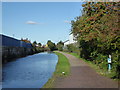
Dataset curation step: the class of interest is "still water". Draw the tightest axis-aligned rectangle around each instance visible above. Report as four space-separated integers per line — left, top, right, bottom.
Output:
2 52 58 88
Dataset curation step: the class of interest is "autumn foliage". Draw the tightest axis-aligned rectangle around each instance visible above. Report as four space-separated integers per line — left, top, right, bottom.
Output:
71 2 120 79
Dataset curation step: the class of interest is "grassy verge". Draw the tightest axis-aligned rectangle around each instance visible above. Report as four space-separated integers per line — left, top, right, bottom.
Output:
66 52 119 81
43 51 70 88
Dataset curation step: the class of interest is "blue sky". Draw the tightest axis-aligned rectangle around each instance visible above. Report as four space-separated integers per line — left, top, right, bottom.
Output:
2 2 83 45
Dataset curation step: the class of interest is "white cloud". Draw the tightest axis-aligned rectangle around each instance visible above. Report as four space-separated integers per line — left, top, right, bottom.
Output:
26 21 39 25
64 20 71 24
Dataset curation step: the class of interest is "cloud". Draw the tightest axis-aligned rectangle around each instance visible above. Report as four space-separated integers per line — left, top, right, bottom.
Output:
64 20 71 24
26 21 39 25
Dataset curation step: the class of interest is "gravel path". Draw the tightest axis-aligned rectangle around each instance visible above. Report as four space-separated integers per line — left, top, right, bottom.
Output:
54 51 119 88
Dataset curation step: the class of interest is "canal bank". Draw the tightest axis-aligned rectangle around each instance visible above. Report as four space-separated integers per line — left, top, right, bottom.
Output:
2 46 33 63
43 51 70 88
1 34 34 63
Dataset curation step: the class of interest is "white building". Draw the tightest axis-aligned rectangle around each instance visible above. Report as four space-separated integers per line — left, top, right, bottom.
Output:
64 33 77 46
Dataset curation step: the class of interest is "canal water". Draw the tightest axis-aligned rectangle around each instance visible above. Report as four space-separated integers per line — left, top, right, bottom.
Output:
2 52 58 88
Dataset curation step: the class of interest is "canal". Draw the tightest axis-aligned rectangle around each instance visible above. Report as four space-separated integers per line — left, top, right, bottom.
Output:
2 52 58 88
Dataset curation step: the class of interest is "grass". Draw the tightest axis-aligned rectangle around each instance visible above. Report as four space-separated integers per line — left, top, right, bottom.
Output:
43 51 70 88
66 52 119 81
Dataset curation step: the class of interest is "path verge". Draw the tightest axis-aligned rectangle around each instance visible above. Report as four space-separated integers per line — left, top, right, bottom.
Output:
43 51 70 88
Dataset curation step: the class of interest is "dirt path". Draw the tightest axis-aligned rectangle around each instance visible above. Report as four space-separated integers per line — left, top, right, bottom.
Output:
54 51 119 88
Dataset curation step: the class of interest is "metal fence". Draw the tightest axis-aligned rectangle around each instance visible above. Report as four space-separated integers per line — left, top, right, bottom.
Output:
0 34 32 48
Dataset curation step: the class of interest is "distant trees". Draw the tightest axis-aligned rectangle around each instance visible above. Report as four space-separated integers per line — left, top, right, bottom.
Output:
20 38 46 54
32 41 37 47
38 43 42 47
47 40 57 51
21 38 31 43
21 38 60 52
32 41 44 53
56 41 64 51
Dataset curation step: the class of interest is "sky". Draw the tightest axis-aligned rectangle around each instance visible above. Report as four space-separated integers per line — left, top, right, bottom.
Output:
2 2 83 45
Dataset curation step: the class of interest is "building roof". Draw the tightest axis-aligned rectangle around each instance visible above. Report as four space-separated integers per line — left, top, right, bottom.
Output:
63 40 69 43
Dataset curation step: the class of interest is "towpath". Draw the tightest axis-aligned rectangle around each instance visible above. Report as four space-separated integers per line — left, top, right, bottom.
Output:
54 51 119 88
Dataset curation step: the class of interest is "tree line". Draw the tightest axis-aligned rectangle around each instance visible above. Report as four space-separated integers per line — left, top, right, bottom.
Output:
21 38 64 53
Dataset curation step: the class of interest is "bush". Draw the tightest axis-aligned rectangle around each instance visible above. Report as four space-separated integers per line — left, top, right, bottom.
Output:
65 43 80 55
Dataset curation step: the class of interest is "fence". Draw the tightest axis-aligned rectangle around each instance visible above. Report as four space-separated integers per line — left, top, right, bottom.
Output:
0 34 32 48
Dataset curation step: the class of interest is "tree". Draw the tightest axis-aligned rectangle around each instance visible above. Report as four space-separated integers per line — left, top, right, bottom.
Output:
21 38 31 43
47 40 56 51
71 2 119 57
32 41 44 53
32 41 37 47
38 43 42 47
56 41 64 51
71 2 120 79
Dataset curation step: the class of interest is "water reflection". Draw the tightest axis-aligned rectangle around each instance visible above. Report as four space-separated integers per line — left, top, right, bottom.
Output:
2 52 58 88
